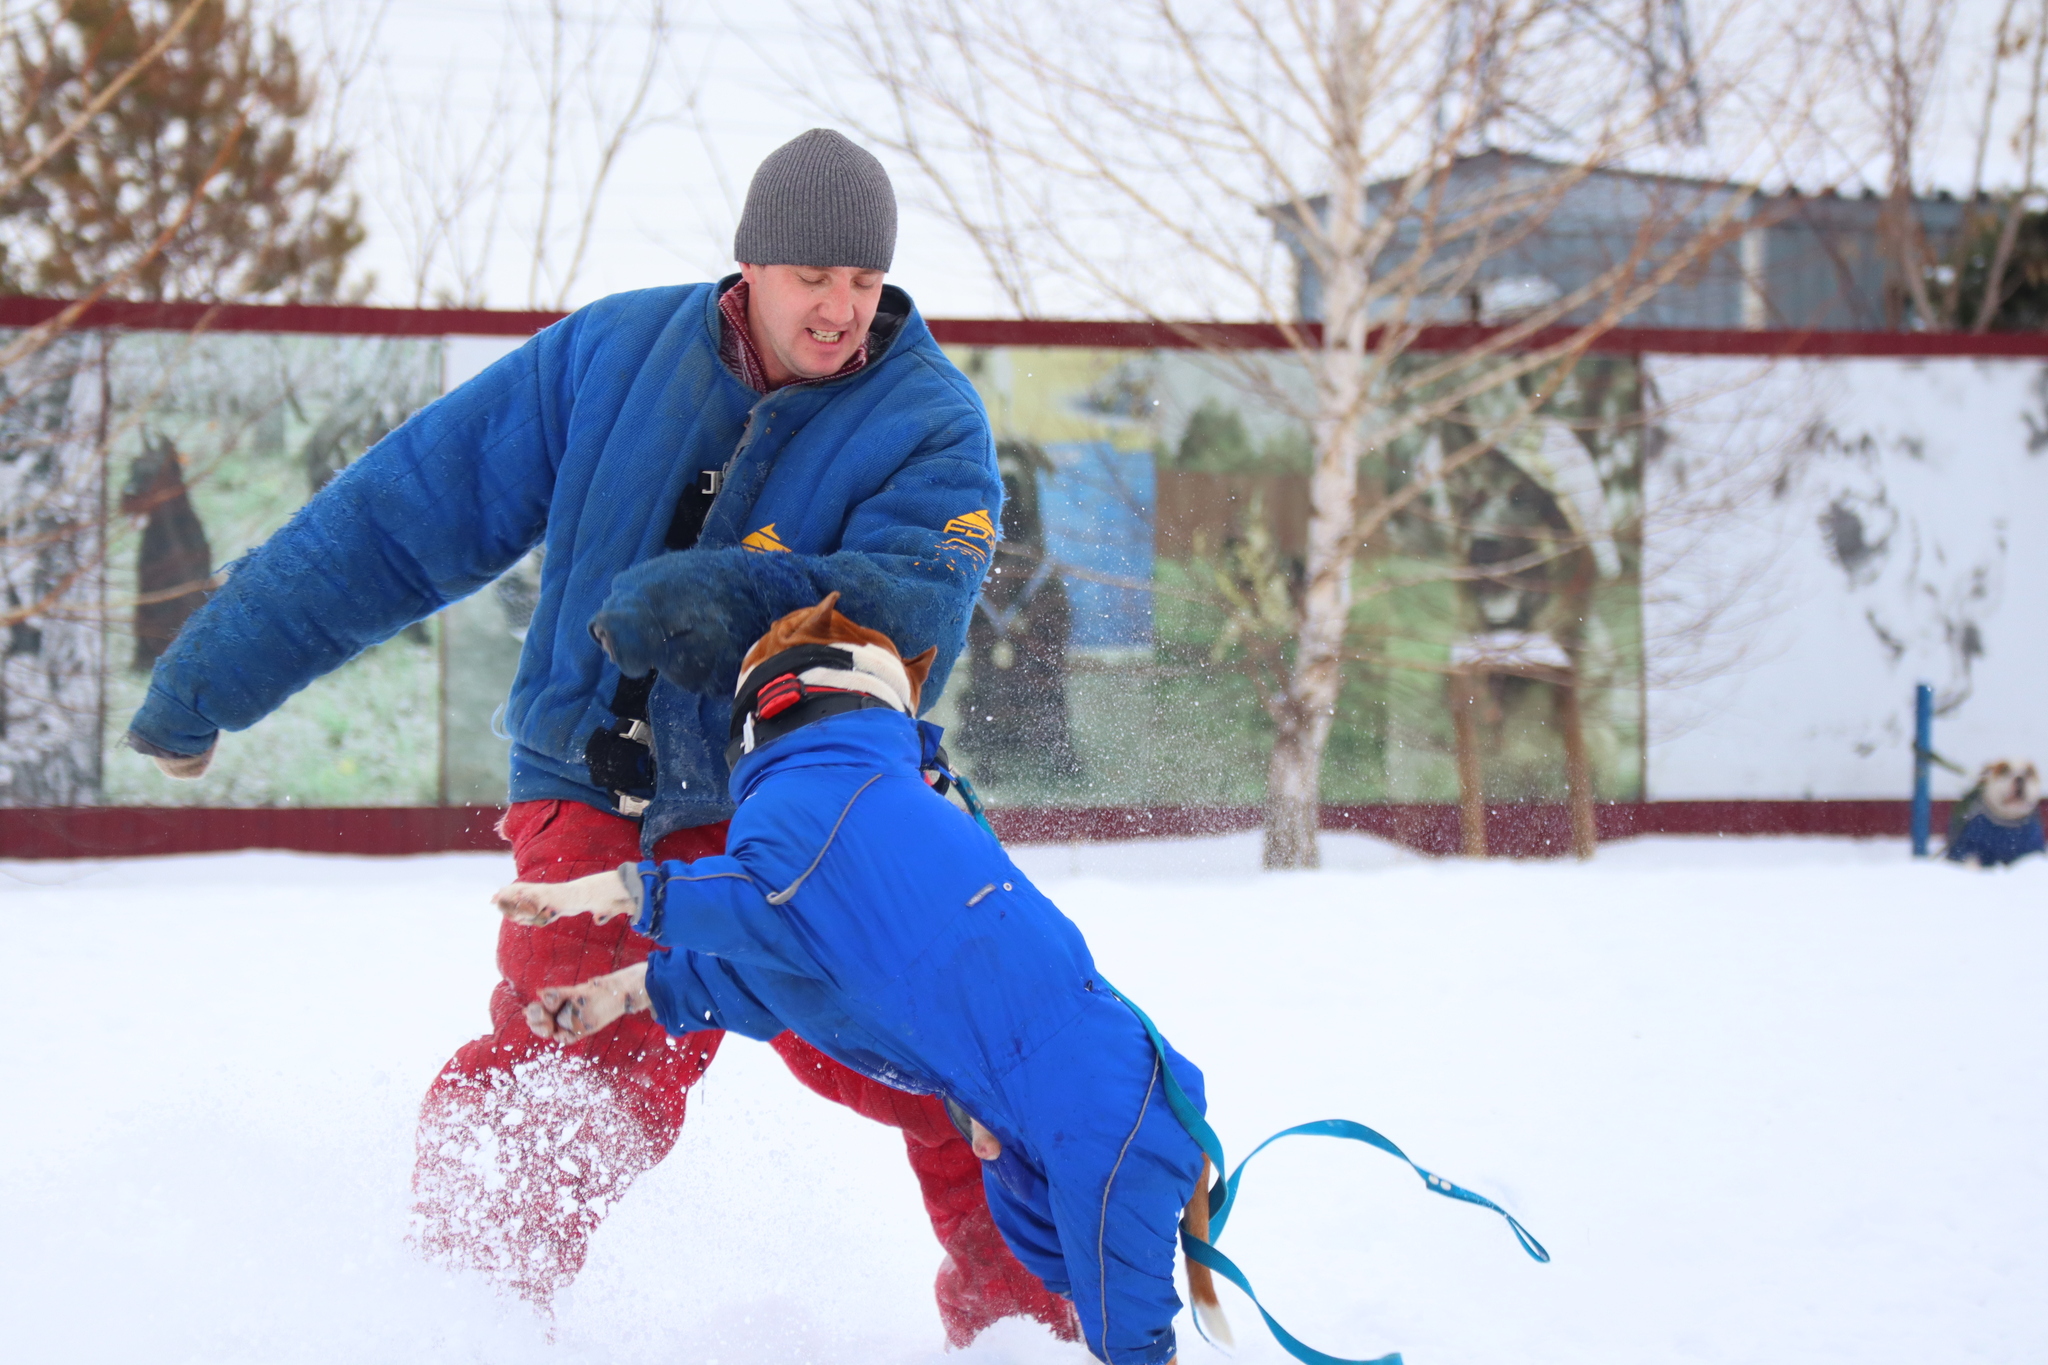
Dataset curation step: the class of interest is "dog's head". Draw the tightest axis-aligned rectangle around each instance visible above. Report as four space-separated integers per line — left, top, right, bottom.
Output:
737 592 937 715
1976 758 2042 822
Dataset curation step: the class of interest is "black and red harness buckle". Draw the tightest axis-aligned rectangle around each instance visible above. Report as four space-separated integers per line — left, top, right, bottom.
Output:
726 643 899 766
753 671 810 720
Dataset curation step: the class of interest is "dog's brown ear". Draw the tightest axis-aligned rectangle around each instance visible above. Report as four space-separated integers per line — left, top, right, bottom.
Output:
801 591 843 633
902 646 937 711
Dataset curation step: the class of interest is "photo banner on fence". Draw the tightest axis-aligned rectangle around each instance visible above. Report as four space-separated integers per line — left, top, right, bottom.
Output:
1 309 2041 820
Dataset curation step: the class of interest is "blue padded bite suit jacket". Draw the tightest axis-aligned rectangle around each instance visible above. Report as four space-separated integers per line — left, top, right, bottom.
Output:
126 280 1001 844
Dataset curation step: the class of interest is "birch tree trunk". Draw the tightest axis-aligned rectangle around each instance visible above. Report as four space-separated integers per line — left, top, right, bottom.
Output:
0 335 106 806
1261 11 1370 870
1260 346 1366 867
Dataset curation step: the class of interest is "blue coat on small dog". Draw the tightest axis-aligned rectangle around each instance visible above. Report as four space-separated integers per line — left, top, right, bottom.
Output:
626 702 1206 1365
1945 809 2046 866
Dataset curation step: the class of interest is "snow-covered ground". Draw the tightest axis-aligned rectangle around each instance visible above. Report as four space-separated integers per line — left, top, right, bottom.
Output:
3 834 2043 1364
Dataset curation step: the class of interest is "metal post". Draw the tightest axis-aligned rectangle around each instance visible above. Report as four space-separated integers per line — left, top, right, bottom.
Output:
1911 682 1933 857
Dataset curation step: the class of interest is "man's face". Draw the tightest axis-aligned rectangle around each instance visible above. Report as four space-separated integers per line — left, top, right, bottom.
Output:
739 262 886 385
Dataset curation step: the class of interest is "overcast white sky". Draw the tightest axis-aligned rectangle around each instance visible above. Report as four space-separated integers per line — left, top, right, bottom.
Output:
307 0 2036 317
308 0 1019 314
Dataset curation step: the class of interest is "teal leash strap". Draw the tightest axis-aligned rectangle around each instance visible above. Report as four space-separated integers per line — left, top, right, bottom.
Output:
949 769 998 836
1183 1234 1403 1365
1213 1121 1550 1263
1099 981 1547 1365
1100 982 1228 1214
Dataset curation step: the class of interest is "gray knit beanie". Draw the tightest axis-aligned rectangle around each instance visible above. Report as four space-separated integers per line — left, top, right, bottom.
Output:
733 129 897 272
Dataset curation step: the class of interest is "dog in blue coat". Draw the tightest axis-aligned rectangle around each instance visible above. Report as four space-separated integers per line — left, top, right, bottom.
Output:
1945 758 2044 867
494 595 1227 1365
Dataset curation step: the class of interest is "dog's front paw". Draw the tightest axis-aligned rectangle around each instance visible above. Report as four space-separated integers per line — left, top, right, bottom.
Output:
523 964 646 1043
526 985 613 1041
493 868 638 927
494 882 564 927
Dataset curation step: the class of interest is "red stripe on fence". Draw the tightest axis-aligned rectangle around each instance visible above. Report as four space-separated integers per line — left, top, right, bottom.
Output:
0 806 509 860
0 801 1944 861
0 296 566 337
7 294 2048 357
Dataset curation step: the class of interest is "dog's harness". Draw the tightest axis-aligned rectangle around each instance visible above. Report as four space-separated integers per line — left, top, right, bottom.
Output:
724 643 903 766
720 642 997 836
588 645 898 819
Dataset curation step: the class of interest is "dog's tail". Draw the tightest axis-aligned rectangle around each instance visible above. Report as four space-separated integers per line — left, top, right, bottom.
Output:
1182 1154 1234 1349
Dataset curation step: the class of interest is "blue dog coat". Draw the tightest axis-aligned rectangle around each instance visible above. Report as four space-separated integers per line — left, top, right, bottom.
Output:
630 706 1206 1365
1946 809 2046 866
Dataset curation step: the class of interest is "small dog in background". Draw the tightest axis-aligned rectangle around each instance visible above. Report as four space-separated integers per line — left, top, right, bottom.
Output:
1946 758 2045 867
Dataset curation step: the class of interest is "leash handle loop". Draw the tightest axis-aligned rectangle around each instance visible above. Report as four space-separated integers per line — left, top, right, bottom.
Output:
1099 981 1548 1365
1220 1120 1549 1263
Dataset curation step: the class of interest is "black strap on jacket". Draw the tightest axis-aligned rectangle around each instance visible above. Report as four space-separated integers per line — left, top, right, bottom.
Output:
664 468 723 554
584 469 728 816
584 672 657 812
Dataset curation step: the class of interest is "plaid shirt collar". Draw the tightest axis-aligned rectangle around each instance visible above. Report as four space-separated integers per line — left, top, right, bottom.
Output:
717 278 870 394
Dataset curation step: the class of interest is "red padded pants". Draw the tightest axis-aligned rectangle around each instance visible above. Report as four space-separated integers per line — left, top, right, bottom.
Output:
412 799 1075 1347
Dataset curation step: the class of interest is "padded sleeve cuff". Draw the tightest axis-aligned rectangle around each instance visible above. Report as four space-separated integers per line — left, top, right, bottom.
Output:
127 685 221 757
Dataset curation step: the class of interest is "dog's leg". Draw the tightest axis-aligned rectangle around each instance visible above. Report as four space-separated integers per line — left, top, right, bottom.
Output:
523 962 651 1042
1181 1154 1233 1348
494 864 639 927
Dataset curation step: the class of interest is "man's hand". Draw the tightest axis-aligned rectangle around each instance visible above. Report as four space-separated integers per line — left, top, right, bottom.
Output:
492 866 640 927
125 731 216 780
590 549 766 692
525 962 651 1042
152 748 214 780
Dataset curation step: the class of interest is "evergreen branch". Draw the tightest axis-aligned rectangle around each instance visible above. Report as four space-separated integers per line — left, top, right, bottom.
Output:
0 0 210 207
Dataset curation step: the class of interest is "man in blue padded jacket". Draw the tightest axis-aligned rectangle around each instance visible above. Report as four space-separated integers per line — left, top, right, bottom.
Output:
121 128 1076 1343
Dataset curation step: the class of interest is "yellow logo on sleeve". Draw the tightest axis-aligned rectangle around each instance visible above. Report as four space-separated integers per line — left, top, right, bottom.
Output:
939 509 996 564
741 523 791 553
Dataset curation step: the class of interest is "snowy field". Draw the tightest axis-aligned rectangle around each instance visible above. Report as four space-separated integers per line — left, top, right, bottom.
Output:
3 833 2043 1365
